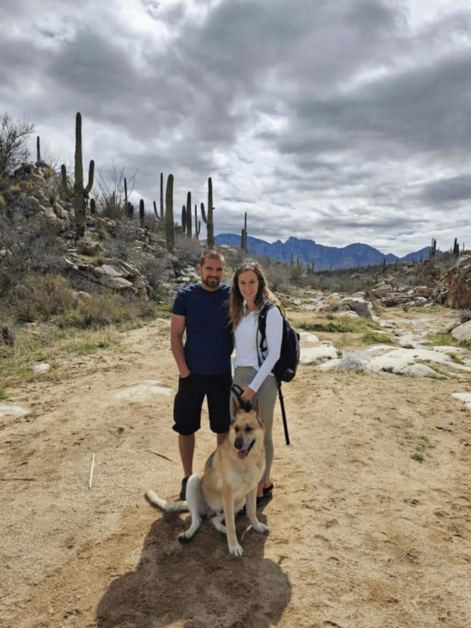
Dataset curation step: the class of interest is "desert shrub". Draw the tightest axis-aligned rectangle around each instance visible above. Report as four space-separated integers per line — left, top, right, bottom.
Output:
104 223 138 261
359 331 394 345
175 234 204 266
139 256 172 297
14 275 77 322
0 216 65 309
55 291 156 329
299 317 380 334
264 263 291 291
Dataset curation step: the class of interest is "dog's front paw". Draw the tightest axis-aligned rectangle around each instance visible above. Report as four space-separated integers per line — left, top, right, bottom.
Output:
252 522 269 534
228 542 243 556
178 532 192 543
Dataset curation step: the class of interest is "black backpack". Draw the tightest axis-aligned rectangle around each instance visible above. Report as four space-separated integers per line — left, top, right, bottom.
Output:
257 302 300 383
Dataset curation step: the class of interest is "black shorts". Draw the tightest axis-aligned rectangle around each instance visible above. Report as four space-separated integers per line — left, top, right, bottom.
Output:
173 372 232 435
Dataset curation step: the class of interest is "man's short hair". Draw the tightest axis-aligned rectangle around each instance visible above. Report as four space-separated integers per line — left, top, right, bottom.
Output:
199 249 225 267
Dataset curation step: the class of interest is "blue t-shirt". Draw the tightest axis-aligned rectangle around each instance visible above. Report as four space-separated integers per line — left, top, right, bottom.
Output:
172 282 233 375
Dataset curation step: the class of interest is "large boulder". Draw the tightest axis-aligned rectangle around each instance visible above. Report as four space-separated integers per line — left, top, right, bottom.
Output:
452 319 471 342
445 256 471 309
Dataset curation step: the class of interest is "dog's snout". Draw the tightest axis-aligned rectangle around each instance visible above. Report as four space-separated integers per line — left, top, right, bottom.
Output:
234 438 244 450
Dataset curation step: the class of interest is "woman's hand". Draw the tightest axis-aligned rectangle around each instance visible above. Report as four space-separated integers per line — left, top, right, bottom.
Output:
241 386 256 402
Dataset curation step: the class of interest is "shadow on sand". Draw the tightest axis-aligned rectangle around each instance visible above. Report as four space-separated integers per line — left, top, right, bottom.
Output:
96 501 291 628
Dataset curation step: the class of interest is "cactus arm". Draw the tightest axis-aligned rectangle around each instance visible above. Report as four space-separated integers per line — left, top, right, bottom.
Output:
84 159 94 195
61 164 72 198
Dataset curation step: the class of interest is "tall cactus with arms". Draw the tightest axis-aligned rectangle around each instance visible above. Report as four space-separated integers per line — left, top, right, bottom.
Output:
61 113 95 239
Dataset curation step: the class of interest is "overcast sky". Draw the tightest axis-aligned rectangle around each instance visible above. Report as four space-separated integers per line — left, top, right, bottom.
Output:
1 0 471 256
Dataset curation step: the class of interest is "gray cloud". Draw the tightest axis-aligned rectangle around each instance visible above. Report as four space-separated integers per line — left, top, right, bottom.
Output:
422 175 471 204
1 0 471 256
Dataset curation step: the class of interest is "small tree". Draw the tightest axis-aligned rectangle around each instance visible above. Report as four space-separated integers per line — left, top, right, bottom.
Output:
0 112 34 181
95 163 137 221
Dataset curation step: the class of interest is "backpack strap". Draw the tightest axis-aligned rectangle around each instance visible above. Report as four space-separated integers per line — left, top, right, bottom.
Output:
256 301 274 367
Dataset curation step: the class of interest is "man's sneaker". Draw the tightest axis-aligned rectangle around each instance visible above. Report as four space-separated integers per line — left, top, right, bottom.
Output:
179 477 189 501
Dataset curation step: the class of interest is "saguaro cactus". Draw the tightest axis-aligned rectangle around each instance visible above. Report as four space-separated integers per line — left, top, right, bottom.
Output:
160 173 164 221
165 174 175 254
62 113 95 240
194 204 201 240
139 199 145 227
36 136 41 163
201 177 214 248
181 205 187 234
185 191 192 237
241 212 248 251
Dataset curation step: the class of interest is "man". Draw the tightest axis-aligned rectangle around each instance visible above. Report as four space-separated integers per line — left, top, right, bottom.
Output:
171 249 233 500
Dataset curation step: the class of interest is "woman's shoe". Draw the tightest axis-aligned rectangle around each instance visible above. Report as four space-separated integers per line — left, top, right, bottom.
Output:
262 483 274 496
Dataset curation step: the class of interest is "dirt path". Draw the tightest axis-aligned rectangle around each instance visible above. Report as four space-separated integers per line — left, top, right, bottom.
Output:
1 312 471 628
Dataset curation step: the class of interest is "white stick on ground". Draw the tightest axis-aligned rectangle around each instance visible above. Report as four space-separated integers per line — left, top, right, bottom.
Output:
89 454 95 489
147 449 177 464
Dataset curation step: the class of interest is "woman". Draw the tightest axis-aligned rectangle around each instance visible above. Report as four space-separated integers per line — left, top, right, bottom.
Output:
230 260 283 503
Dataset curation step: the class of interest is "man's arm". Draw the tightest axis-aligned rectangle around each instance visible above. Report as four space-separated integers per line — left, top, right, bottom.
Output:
170 314 190 378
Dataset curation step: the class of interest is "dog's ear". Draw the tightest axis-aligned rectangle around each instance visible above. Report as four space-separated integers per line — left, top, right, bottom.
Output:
252 399 260 415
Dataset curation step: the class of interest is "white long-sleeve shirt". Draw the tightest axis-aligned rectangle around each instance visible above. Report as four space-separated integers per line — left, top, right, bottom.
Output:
233 304 283 392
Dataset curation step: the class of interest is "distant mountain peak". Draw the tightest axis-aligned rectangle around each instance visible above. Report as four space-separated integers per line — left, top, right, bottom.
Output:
215 234 431 270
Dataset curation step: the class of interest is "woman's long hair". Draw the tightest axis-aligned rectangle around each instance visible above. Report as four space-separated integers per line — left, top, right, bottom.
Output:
230 260 275 329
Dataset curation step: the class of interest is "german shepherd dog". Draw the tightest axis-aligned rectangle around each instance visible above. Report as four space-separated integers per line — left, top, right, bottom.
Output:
145 399 269 556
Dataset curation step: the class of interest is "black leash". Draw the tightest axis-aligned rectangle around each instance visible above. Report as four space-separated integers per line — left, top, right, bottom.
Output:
276 380 290 446
231 384 252 413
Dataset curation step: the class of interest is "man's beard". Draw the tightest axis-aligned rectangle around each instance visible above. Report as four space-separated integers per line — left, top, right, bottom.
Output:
202 276 220 289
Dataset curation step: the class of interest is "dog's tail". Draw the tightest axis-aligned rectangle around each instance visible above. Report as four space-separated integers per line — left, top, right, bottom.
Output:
144 489 189 513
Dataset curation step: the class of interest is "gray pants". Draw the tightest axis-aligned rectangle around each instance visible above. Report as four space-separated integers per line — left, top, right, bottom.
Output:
232 366 278 484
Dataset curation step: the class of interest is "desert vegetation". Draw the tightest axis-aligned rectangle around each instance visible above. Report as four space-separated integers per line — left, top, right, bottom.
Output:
1 110 469 398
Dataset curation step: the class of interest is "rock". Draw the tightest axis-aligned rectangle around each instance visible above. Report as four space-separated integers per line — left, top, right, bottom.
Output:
445 256 471 308
0 405 29 418
451 320 471 342
338 297 372 319
298 332 320 343
101 264 125 278
320 353 370 372
299 345 338 364
369 284 393 298
335 310 359 318
452 392 471 411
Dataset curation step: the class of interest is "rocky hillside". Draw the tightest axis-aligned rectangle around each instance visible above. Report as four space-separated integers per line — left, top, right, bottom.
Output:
0 161 469 317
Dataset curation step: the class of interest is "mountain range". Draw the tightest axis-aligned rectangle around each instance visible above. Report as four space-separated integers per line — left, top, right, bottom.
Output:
214 234 432 271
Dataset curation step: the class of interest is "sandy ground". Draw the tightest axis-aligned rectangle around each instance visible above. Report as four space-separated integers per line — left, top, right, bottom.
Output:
1 308 471 628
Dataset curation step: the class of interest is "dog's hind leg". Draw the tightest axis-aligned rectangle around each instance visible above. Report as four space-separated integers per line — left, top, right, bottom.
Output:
210 513 226 534
178 474 206 542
